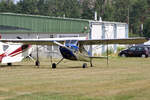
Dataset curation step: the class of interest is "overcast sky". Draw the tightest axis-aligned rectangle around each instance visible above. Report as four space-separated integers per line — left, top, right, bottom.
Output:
14 0 20 4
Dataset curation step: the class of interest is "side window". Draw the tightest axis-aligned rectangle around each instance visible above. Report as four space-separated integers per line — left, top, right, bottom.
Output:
129 47 136 51
3 45 9 51
21 45 29 50
137 47 144 51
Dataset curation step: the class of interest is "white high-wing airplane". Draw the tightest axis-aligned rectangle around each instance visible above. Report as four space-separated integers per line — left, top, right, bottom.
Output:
0 37 148 68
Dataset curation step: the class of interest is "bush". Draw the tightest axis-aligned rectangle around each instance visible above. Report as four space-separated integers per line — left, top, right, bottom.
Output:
117 46 126 52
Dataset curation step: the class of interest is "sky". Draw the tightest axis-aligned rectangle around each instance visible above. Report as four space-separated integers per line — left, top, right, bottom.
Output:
13 0 20 4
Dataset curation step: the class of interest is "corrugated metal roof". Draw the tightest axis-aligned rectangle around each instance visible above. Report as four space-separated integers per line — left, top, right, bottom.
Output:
0 13 90 34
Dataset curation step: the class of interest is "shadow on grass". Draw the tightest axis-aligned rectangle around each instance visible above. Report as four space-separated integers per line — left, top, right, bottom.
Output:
0 64 35 69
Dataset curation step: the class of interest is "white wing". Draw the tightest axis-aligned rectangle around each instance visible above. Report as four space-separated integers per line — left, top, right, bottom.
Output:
0 37 148 45
78 37 149 45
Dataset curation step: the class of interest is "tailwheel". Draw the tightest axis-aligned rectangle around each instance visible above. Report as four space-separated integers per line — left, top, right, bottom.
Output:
82 63 87 68
52 63 56 69
7 63 12 66
35 60 40 66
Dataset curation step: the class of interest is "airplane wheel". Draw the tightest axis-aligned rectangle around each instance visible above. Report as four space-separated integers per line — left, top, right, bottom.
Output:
82 63 87 68
7 63 12 66
35 60 40 66
52 63 56 69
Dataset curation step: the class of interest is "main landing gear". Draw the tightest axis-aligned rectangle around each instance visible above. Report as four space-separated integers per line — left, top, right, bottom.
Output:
51 58 92 69
82 60 93 68
51 57 93 69
82 63 87 68
35 60 40 67
7 63 12 66
51 58 64 69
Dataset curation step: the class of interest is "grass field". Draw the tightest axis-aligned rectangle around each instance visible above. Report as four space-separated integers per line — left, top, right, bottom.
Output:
0 57 150 100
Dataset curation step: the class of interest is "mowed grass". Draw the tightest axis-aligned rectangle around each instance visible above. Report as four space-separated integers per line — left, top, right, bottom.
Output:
0 57 150 100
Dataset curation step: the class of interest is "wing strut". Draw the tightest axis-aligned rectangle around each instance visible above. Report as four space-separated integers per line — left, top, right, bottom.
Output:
35 35 40 67
106 40 109 66
90 58 93 67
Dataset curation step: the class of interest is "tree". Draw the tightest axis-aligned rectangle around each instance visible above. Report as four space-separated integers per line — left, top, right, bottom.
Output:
62 0 81 18
143 18 150 37
81 0 94 19
94 0 106 18
16 0 39 14
112 0 129 22
130 0 148 35
0 0 16 12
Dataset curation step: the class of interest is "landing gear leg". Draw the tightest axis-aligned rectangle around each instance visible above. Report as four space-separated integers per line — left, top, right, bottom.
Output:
35 60 40 67
90 58 93 67
35 42 40 68
51 58 64 69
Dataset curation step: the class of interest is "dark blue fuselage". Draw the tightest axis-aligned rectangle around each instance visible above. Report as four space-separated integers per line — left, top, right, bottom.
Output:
59 46 77 60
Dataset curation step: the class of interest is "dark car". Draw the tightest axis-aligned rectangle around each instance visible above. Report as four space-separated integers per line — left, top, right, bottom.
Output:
118 46 149 58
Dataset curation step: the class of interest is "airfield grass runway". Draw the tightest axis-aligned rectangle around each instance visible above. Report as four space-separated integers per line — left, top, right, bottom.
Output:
0 57 150 100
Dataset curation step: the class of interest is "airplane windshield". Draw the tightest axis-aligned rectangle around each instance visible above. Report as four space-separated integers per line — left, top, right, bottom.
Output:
71 40 77 45
65 40 70 45
65 40 79 52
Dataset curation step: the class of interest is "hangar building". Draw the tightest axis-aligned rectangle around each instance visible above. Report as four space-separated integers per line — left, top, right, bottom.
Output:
0 13 128 57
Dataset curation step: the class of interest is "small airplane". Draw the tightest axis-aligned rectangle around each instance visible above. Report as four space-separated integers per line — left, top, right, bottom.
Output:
0 37 148 68
0 42 32 66
0 36 33 66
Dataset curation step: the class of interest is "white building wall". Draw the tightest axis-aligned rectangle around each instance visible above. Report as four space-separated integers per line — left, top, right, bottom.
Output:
90 22 103 56
90 21 128 56
117 24 126 39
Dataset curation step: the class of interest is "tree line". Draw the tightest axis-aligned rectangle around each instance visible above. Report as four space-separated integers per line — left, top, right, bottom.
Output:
0 0 150 37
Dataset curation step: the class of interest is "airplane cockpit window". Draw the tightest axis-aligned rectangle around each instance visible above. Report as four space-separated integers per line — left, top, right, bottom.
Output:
65 40 78 46
65 40 79 52
65 40 70 46
22 45 29 50
3 45 9 51
70 40 78 45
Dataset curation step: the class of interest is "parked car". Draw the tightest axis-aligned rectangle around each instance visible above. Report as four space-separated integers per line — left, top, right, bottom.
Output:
118 46 150 58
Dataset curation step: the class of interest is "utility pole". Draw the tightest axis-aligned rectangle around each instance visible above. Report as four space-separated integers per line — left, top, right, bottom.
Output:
127 0 130 32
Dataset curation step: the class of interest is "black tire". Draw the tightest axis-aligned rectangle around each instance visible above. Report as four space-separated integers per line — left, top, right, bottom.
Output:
52 63 56 69
82 63 87 68
7 63 12 66
35 60 40 66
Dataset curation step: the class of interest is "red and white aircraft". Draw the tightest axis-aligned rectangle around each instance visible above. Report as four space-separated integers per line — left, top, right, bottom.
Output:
0 37 32 66
0 37 148 68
